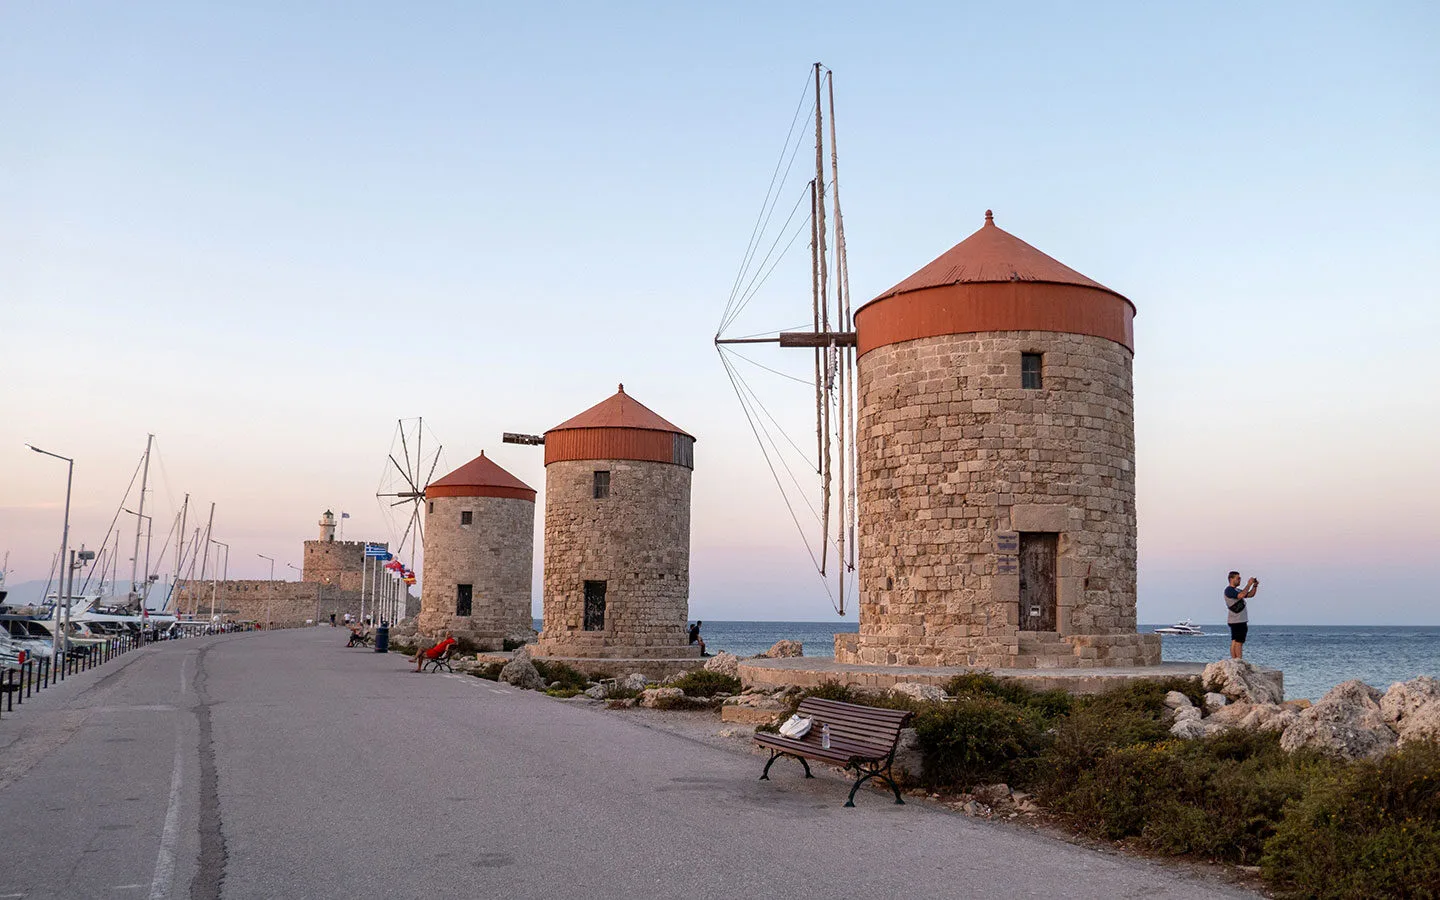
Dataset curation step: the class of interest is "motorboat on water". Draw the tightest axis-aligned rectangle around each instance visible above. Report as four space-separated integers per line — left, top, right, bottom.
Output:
1154 619 1206 636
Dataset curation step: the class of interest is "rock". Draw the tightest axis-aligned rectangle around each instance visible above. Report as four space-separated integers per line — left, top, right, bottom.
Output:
1205 701 1254 727
974 783 1012 805
583 684 608 700
1280 679 1397 760
1173 705 1202 723
661 672 686 685
1164 690 1194 711
891 728 923 786
1202 659 1285 705
1170 714 1222 740
763 640 804 659
702 651 739 677
1283 698 1312 711
720 694 784 725
620 673 649 693
960 799 991 817
639 687 686 709
1380 676 1440 728
606 698 637 709
1204 692 1229 712
891 682 948 703
1397 703 1440 746
499 654 544 691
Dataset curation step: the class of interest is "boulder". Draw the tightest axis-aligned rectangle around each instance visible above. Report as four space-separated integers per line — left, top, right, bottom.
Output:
891 682 947 703
891 728 923 786
1380 676 1440 728
1163 690 1194 711
639 687 686 709
499 654 544 691
1171 714 1222 740
1202 659 1285 705
620 673 649 693
583 684 609 700
974 784 1012 805
763 640 804 659
1208 701 1299 733
1397 703 1440 746
720 694 784 725
1280 679 1397 761
1204 692 1229 712
702 651 739 678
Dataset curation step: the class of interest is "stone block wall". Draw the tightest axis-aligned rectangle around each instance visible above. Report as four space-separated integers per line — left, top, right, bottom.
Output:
840 330 1159 668
172 579 415 628
417 495 535 647
537 459 697 659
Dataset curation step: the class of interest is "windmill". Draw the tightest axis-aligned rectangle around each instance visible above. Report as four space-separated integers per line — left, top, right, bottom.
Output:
375 418 444 570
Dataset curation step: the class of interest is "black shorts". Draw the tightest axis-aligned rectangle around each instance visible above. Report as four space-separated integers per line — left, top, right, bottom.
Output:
1229 622 1248 644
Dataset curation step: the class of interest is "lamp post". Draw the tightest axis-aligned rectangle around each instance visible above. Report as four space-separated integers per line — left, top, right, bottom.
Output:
257 554 275 629
27 444 73 660
287 563 310 624
122 507 152 610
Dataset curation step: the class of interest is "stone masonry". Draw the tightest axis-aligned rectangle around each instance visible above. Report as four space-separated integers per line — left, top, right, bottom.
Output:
537 459 697 658
417 494 535 648
836 330 1161 668
172 578 417 628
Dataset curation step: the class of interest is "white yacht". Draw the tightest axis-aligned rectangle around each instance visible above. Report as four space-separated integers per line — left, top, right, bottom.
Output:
1154 619 1206 636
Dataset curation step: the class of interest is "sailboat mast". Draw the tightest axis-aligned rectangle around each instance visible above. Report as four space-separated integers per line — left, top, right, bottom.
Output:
826 70 856 614
166 494 189 612
813 62 832 576
196 503 215 617
130 434 153 607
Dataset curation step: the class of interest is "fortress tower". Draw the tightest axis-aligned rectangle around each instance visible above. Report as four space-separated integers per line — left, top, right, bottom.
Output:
536 385 697 659
834 211 1161 669
318 510 337 542
417 452 537 647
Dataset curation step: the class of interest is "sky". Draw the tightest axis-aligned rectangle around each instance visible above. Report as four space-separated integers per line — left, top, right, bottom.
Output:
2 2 1437 624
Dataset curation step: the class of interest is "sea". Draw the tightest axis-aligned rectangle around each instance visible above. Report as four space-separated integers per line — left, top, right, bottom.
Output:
555 620 1439 702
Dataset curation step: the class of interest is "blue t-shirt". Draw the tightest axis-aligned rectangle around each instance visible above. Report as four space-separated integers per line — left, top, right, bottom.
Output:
1224 585 1248 624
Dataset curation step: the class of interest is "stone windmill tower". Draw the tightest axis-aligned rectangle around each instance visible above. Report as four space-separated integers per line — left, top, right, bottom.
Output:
832 211 1161 669
534 385 697 659
417 451 537 648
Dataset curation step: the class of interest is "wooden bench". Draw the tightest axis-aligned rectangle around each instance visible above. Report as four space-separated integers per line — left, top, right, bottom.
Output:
754 696 914 807
421 645 455 673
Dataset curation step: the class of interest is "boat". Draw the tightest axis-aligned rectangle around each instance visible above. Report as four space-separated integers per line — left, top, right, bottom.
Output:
1154 620 1206 636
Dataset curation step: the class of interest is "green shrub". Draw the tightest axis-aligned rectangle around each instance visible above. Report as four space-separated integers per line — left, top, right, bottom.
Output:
533 660 589 692
669 669 742 697
545 686 584 698
606 686 641 701
1263 743 1440 899
913 695 1049 788
944 672 1074 720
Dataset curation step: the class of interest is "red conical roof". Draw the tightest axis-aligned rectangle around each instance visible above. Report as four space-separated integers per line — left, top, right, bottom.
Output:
425 451 536 501
547 384 691 437
867 210 1129 307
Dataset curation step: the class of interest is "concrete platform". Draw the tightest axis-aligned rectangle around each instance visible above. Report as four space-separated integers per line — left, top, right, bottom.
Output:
739 656 1207 695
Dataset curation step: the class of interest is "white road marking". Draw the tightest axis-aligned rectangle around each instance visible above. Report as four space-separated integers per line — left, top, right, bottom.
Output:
148 677 187 900
0 892 27 897
113 884 145 890
490 688 511 694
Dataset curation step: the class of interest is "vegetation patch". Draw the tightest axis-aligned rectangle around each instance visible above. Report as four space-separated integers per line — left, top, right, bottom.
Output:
781 677 1440 897
669 670 742 697
533 660 590 692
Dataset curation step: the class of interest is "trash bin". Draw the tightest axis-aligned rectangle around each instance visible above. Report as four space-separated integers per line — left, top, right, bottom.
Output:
374 624 389 653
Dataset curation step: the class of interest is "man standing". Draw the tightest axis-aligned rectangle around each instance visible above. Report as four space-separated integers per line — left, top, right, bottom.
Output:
1223 571 1259 659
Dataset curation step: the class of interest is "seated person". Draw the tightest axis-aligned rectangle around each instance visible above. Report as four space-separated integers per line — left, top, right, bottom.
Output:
688 621 707 656
414 631 457 671
346 624 368 647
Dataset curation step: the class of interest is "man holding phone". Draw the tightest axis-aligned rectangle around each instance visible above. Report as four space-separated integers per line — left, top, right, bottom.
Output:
1224 571 1260 659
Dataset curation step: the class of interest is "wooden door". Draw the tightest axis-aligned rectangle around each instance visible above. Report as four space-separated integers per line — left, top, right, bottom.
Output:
1018 532 1057 632
583 580 607 631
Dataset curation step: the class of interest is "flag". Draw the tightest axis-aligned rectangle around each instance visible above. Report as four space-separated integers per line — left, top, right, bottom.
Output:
364 544 388 558
340 512 350 519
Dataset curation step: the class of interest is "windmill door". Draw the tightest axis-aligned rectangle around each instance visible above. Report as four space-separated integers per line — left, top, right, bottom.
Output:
1018 532 1058 632
583 580 607 631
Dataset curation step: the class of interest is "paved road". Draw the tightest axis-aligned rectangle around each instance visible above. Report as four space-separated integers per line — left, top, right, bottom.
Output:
0 629 1254 899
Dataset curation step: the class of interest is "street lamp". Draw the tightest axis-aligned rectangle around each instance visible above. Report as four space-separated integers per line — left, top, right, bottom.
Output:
257 554 275 629
27 444 73 659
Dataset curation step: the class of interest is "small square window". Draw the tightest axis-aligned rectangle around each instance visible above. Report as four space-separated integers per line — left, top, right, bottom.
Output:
460 510 472 525
593 470 611 499
1021 353 1043 389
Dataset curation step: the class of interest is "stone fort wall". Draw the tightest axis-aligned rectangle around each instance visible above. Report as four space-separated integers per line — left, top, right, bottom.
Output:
417 495 535 647
538 459 697 659
173 579 417 628
838 330 1160 668
302 540 383 593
